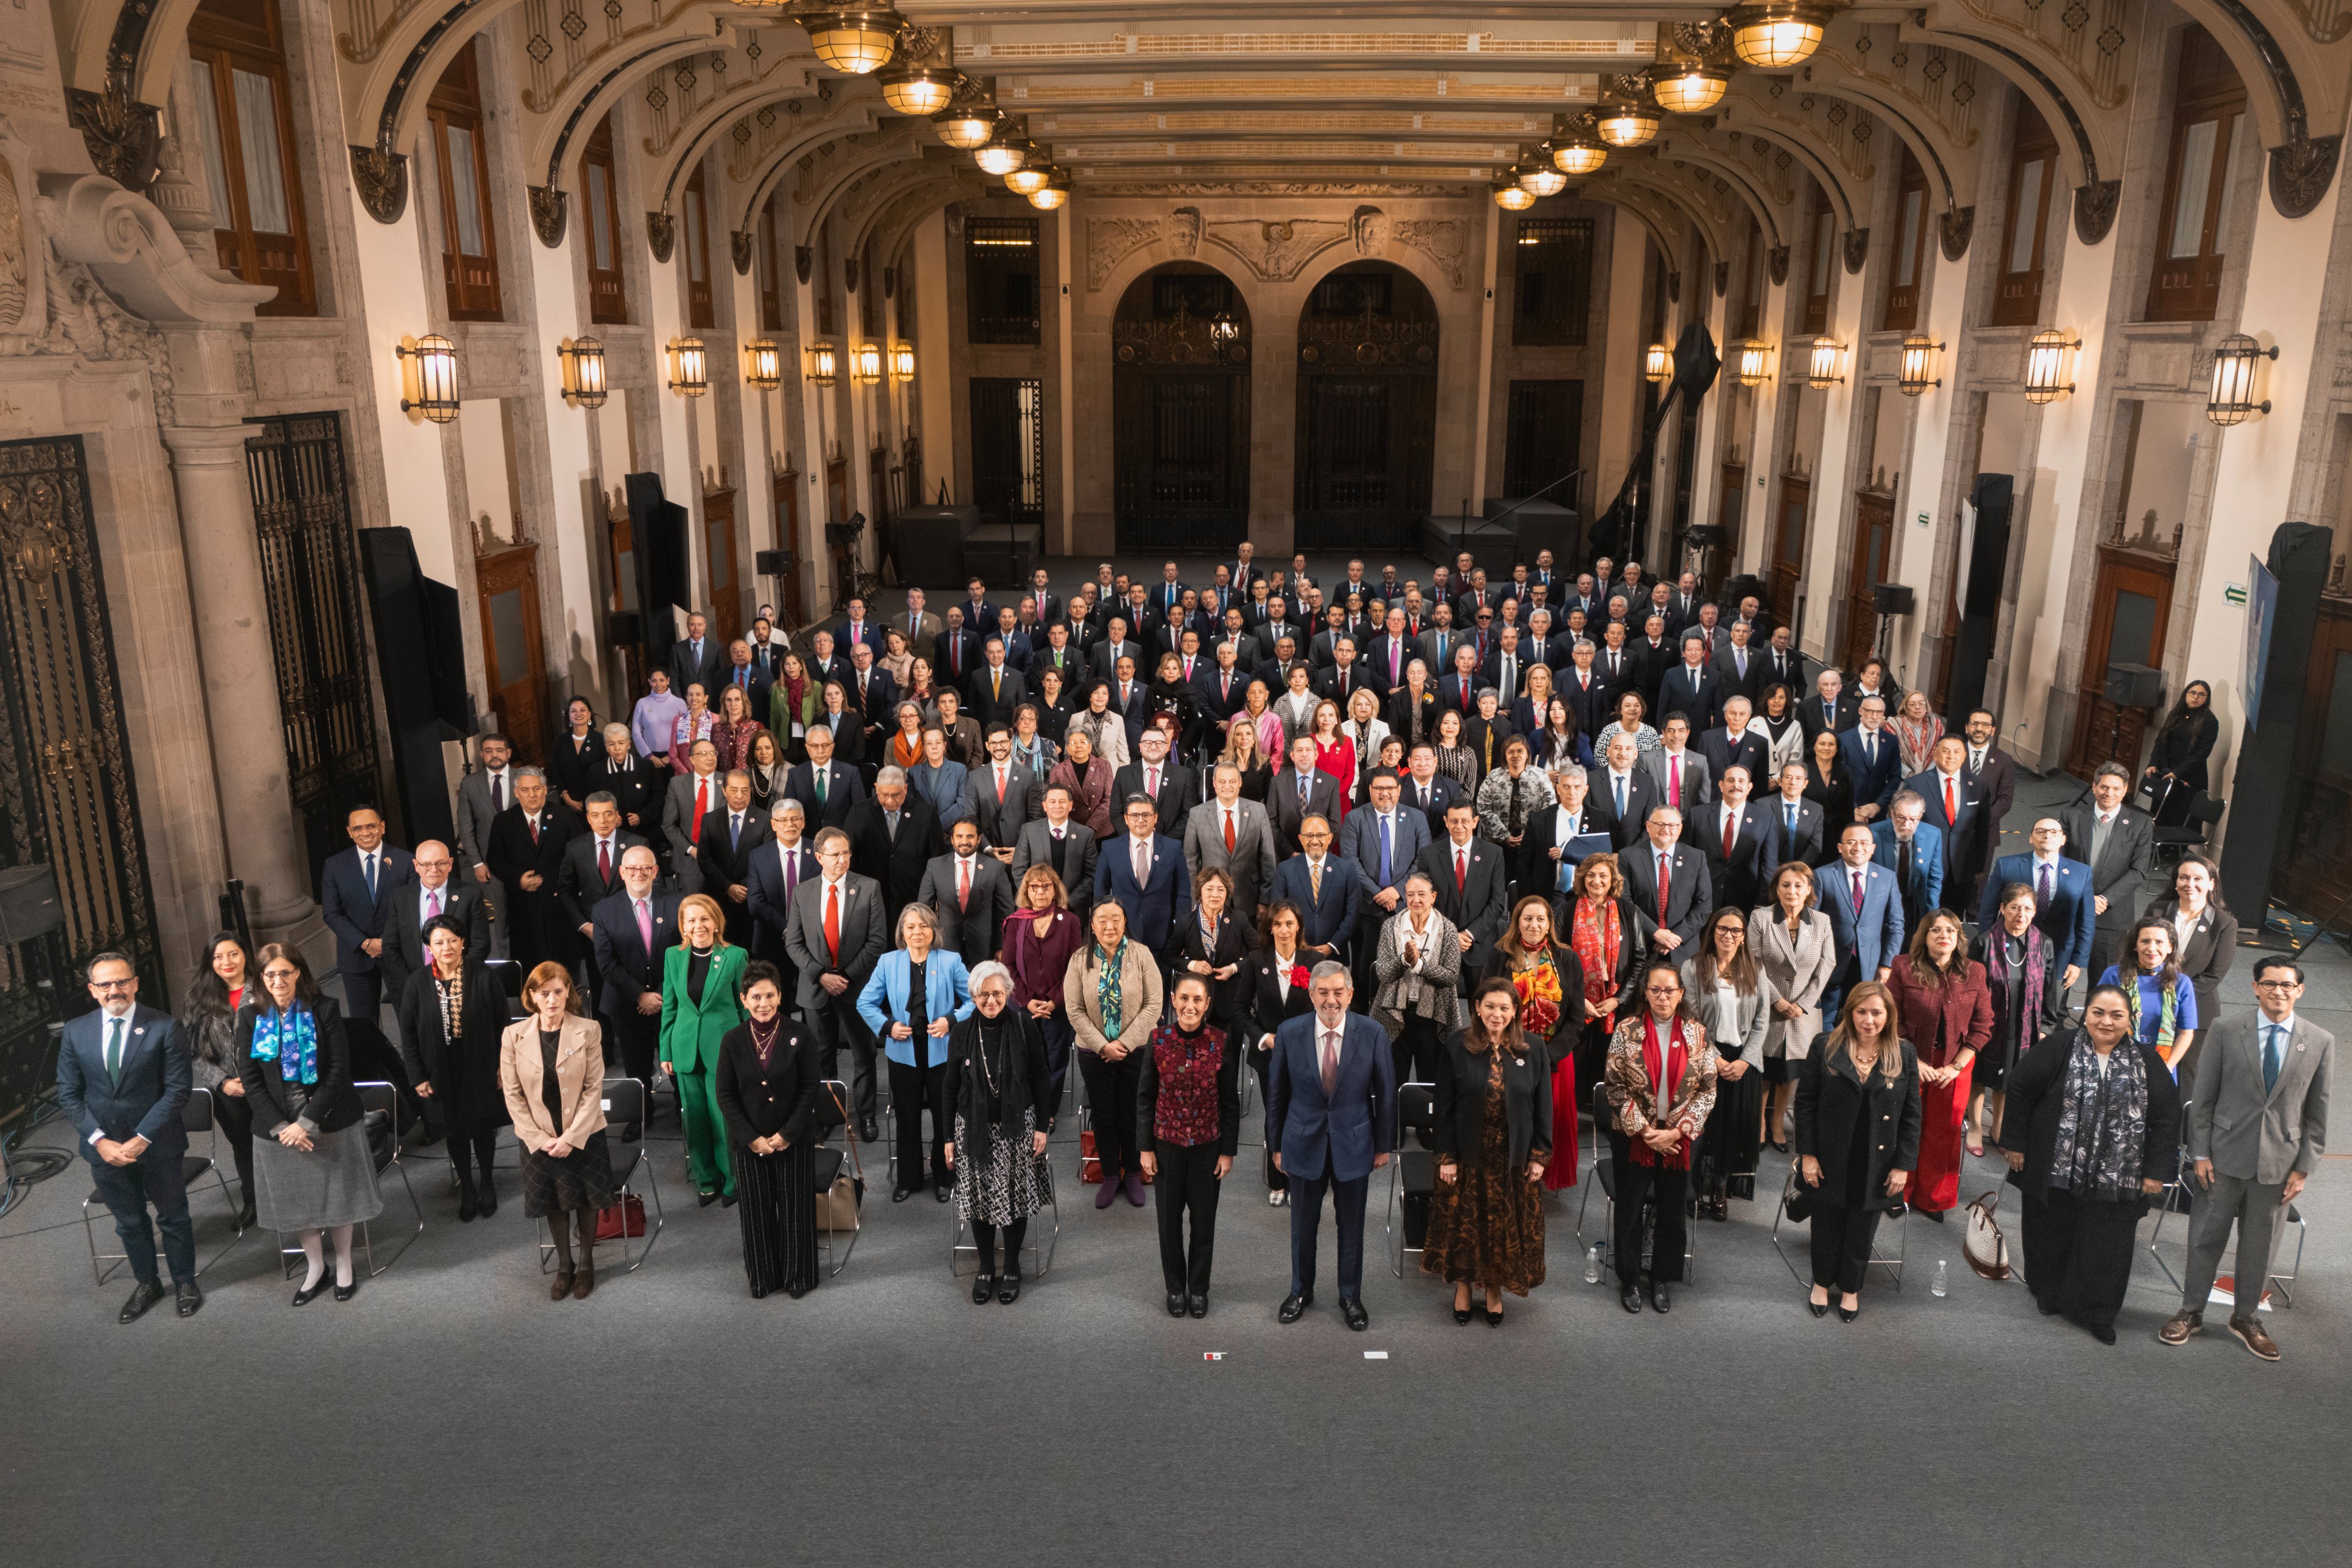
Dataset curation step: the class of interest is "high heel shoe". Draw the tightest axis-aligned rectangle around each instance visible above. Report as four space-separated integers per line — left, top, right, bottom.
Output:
1482 1306 1503 1326
332 1276 360 1303
1838 1302 1860 1323
1453 1305 1473 1325
1806 1291 1830 1319
292 1272 331 1307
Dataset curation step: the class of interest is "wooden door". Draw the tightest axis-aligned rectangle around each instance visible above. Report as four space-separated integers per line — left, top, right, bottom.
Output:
703 487 740 645
2276 597 2352 921
1842 491 1895 676
2065 547 2176 776
1715 461 1746 560
772 470 805 627
477 544 547 761
1770 475 1809 621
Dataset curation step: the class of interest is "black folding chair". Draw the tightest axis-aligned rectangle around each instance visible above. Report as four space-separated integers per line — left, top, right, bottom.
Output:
595 1076 665 1272
83 1086 245 1287
1384 1082 1438 1277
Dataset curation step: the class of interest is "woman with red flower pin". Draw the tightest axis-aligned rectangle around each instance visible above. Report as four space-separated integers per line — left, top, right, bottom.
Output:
1482 896 1586 1191
1242 901 1317 1206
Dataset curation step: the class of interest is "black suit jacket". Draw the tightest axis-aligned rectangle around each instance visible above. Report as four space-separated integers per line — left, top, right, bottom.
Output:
590 889 678 1017
1267 766 1343 858
1654 663 1723 733
668 638 725 698
918 852 1016 968
1243 948 1319 1053
1619 841 1712 949
846 796 944 915
1111 759 1197 838
965 664 1029 730
485 805 580 965
1416 836 1510 974
557 831 645 930
1695 801 1780 915
384 881 489 997
784 760 866 831
702 810 773 895
745 840 819 970
1589 766 1662 851
2056 803 2155 930
716 1019 819 1148
1696 727 1771 788
1797 692 1860 745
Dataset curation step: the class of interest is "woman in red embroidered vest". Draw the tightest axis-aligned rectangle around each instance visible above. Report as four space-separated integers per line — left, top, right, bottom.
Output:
1603 963 1719 1315
1793 979 1921 1322
1136 974 1240 1320
1425 979 1553 1324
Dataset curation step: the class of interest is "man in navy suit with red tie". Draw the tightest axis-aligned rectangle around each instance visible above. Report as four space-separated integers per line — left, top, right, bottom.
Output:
1268 961 1395 1331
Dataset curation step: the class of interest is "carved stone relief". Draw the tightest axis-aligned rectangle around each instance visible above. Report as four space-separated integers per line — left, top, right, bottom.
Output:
528 186 568 247
1085 207 1202 289
647 211 675 264
1939 206 1974 261
1391 219 1469 287
1202 217 1352 281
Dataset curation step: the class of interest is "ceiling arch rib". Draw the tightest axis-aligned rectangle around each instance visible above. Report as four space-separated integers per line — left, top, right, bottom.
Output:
1716 81 1869 231
797 127 936 238
734 103 912 231
1576 174 1703 277
1647 131 1790 245
2168 0 2347 217
1607 163 1734 264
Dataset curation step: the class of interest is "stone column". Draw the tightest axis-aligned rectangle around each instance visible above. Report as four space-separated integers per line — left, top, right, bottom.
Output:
157 414 331 958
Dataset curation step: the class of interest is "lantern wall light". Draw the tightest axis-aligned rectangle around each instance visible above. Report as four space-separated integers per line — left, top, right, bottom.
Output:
1736 339 1772 387
1898 335 1942 397
556 335 607 410
2023 328 2079 405
396 332 460 424
804 343 839 386
2206 332 2277 426
742 338 783 392
888 342 916 382
851 342 884 386
1645 342 1673 384
1805 335 1844 390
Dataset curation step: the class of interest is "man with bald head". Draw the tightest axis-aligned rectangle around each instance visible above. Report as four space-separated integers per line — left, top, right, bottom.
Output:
590 845 678 1090
384 838 486 1017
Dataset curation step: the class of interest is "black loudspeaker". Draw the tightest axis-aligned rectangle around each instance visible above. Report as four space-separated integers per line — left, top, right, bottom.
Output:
1947 473 2014 722
2104 661 2166 709
359 528 467 849
754 549 790 576
1870 582 1915 617
1722 572 1766 607
1685 525 1725 548
2222 522 2334 923
625 471 691 672
0 864 63 944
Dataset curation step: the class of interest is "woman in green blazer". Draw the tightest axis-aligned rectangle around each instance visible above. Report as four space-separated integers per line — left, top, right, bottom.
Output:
660 893 748 1204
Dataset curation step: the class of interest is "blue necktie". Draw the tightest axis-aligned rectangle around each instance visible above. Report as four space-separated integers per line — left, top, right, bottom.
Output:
2264 1025 2283 1093
1379 814 1392 885
363 852 377 900
1615 776 1627 820
1784 804 1797 858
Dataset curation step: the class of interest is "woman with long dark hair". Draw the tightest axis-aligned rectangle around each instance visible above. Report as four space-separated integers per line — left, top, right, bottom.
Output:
1758 683 1805 781
1751 861 1836 1153
2142 851 2238 1083
1242 900 1317 1205
1483 895 1585 1191
554 696 604 814
2142 679 2218 824
2101 917 2199 1075
1802 726 1854 843
178 932 258 1226
1684 907 1773 1219
1046 726 1116 839
1425 978 1552 1324
715 959 820 1299
1603 962 1717 1314
1885 909 1993 1221
1136 973 1240 1318
1794 979 1920 1322
1969 881 2063 1151
1565 853 1642 1117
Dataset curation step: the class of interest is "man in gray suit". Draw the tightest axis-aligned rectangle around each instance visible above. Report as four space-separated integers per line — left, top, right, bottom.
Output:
784 826 891 1140
454 733 516 957
1183 762 1278 920
2058 762 2155 985
662 738 726 896
2160 957 2332 1360
1011 783 1099 918
964 725 1042 860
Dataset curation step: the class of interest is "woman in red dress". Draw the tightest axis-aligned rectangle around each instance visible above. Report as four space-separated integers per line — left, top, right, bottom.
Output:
1307 699 1355 821
1883 908 1992 1221
1483 896 1584 1190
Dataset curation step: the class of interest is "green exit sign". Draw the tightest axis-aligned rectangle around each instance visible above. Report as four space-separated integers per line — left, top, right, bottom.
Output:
2223 582 2248 605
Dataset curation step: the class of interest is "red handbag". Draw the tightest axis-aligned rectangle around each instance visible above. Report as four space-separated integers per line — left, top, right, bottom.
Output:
595 1194 647 1240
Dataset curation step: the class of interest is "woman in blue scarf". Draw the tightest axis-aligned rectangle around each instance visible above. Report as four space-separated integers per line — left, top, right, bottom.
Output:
238 944 382 1303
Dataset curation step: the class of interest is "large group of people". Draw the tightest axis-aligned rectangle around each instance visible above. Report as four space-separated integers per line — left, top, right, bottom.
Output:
67 546 2327 1357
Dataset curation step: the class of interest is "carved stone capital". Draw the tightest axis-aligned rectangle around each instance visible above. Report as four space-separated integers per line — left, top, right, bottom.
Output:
1767 245 1789 286
2072 180 2120 246
528 185 567 247
732 230 753 276
1939 205 1974 262
350 146 408 225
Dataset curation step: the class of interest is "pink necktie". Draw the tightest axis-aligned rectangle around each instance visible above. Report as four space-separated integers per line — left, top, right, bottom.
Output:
1320 1029 1339 1095
635 900 653 951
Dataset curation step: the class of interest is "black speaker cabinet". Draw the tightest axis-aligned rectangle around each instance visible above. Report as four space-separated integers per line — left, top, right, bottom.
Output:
754 549 790 576
625 471 691 670
2104 661 2166 710
0 863 63 945
359 527 466 849
1870 582 1916 617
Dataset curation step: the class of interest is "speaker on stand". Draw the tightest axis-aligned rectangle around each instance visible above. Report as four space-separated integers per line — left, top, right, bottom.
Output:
1869 582 1914 674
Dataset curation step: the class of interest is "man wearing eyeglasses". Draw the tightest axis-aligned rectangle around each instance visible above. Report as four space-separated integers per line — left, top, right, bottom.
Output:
2160 959 2334 1360
57 953 200 1322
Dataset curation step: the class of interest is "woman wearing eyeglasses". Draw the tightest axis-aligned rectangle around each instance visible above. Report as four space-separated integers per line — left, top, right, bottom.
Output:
1603 963 1718 1315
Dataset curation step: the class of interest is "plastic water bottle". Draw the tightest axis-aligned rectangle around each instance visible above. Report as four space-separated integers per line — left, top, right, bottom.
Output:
1584 1244 1603 1284
1931 1259 1949 1298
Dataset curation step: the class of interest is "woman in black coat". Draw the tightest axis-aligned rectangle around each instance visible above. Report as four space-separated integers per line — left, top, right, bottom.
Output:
715 960 821 1300
2142 680 2217 823
1426 978 1553 1324
1801 727 1853 857
588 723 664 837
1171 869 1257 1039
1241 901 1318 1204
239 946 380 1303
1482 895 1586 1194
943 963 1057 1304
1794 980 1921 1322
2141 852 2238 1084
1968 879 2065 1151
1999 985 2181 1345
394 915 514 1219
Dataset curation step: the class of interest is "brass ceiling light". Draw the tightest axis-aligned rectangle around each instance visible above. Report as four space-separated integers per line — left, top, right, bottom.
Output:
1727 2 1829 68
1653 63 1731 115
1553 126 1607 176
935 102 997 150
1596 92 1661 149
973 122 1029 176
1517 154 1568 198
1492 176 1537 212
800 7 904 75
1004 145 1053 195
1027 172 1070 210
879 64 958 117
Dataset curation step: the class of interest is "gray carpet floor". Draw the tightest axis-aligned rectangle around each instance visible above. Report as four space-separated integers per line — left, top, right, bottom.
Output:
6 780 2347 1563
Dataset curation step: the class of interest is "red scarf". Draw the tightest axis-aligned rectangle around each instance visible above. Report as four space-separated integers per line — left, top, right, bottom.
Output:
1570 897 1620 1006
1634 1012 1693 1169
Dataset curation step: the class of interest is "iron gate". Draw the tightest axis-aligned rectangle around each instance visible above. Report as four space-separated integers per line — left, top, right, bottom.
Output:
0 436 164 1124
1294 265 1437 555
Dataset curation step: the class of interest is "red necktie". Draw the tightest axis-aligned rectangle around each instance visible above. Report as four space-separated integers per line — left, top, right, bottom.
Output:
1723 812 1736 860
1657 851 1672 915
1851 869 1866 915
996 766 1008 803
1454 849 1467 896
691 779 709 842
957 858 970 910
824 884 841 961
527 815 539 845
598 838 611 884
1224 808 1236 853
1944 776 1957 824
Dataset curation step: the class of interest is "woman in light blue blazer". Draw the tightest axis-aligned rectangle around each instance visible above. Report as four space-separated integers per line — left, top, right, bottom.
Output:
908 727 973 831
858 903 975 1202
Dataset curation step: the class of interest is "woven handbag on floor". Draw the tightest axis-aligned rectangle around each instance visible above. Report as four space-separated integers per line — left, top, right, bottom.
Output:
1963 1190 2011 1280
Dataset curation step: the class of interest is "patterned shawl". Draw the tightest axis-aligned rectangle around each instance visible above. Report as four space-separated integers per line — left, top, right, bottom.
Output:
2048 1035 2150 1202
1981 924 2047 1046
1570 897 1621 1007
250 1004 318 1086
2122 974 2179 1058
1094 940 1129 1041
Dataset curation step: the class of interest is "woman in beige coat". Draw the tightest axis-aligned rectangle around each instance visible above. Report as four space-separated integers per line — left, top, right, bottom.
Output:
1747 861 1836 1155
500 963 614 1300
1065 899 1164 1209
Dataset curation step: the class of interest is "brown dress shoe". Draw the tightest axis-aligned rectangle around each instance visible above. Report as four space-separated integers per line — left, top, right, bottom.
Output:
551 1269 575 1301
2156 1310 2200 1346
572 1265 595 1300
2229 1315 2280 1361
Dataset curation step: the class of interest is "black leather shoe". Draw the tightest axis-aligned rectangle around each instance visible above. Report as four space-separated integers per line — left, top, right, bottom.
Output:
458 1187 479 1222
997 1273 1021 1304
1166 1292 1188 1318
1807 1299 1830 1319
2088 1322 2118 1345
292 1273 332 1307
1341 1298 1369 1331
1920 1207 1945 1224
934 1183 951 1203
1187 1293 1207 1319
858 1117 879 1143
238 1198 258 1229
175 1280 203 1318
972 1272 995 1305
118 1279 166 1324
697 1189 718 1207
333 1277 360 1303
721 1191 738 1208
477 1183 498 1218
1838 1304 1860 1323
1619 1283 1645 1314
1483 1307 1503 1326
1453 1306 1473 1325
892 1185 915 1203
1647 1280 1672 1314
1278 1292 1311 1324
2036 1296 2062 1316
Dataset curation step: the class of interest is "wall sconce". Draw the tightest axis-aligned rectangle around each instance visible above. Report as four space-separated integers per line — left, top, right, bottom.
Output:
888 342 916 382
555 335 606 411
1805 335 1844 389
851 342 884 385
1644 342 1672 384
2023 328 2078 405
804 343 838 386
1898 334 1942 397
396 332 460 424
665 335 708 398
1735 339 1771 387
2207 332 2277 427
742 338 783 392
